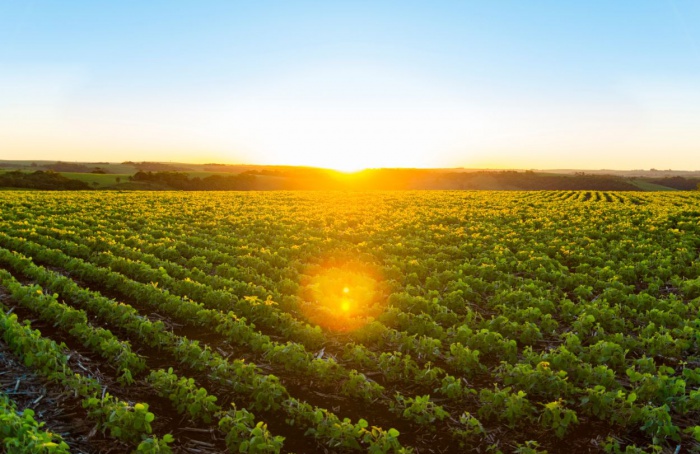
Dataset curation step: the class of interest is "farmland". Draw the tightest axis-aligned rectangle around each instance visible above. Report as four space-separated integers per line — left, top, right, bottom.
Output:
1 190 700 453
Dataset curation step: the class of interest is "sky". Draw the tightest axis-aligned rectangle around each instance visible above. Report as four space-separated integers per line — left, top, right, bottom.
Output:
1 1 700 170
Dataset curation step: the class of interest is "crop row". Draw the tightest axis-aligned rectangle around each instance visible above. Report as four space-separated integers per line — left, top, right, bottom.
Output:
0 298 171 451
0 223 494 402
0 232 476 425
0 392 70 454
0 249 410 453
5 215 700 398
0 266 286 452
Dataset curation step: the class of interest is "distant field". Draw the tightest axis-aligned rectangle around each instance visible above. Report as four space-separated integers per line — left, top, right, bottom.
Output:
628 179 678 191
179 170 248 179
1 190 699 453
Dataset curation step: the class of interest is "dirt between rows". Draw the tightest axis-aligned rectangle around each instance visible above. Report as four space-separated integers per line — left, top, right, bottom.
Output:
1 283 232 453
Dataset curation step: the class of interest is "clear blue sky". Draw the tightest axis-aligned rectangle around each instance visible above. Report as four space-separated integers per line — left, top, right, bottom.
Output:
2 1 700 169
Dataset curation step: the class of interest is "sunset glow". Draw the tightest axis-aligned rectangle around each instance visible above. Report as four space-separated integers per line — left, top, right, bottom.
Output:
2 2 699 169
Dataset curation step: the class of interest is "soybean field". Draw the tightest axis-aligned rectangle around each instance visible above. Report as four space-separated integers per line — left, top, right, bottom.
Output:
1 190 700 453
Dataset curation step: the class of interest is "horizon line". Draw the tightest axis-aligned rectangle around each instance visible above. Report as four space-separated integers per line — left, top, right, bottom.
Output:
1 159 699 174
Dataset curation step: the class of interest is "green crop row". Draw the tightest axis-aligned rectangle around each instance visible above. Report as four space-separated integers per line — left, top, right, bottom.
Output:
0 247 409 452
0 301 171 451
0 392 70 454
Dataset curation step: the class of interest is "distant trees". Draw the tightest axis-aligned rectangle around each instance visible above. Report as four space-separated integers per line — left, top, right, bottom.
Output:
131 171 255 190
0 171 91 190
46 161 91 172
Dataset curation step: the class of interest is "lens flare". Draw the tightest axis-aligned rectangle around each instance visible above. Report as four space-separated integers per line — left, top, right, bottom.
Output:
299 260 385 332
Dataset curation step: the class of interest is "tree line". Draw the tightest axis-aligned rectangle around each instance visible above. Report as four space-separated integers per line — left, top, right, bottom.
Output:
130 171 256 190
0 171 90 190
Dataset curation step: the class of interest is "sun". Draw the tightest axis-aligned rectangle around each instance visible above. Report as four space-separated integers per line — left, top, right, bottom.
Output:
332 163 367 173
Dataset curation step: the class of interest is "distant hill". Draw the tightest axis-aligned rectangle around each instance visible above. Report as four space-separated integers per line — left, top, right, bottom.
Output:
1 160 698 191
646 176 700 190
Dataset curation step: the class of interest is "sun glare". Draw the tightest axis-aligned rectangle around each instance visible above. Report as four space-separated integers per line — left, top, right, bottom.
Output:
219 64 472 171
